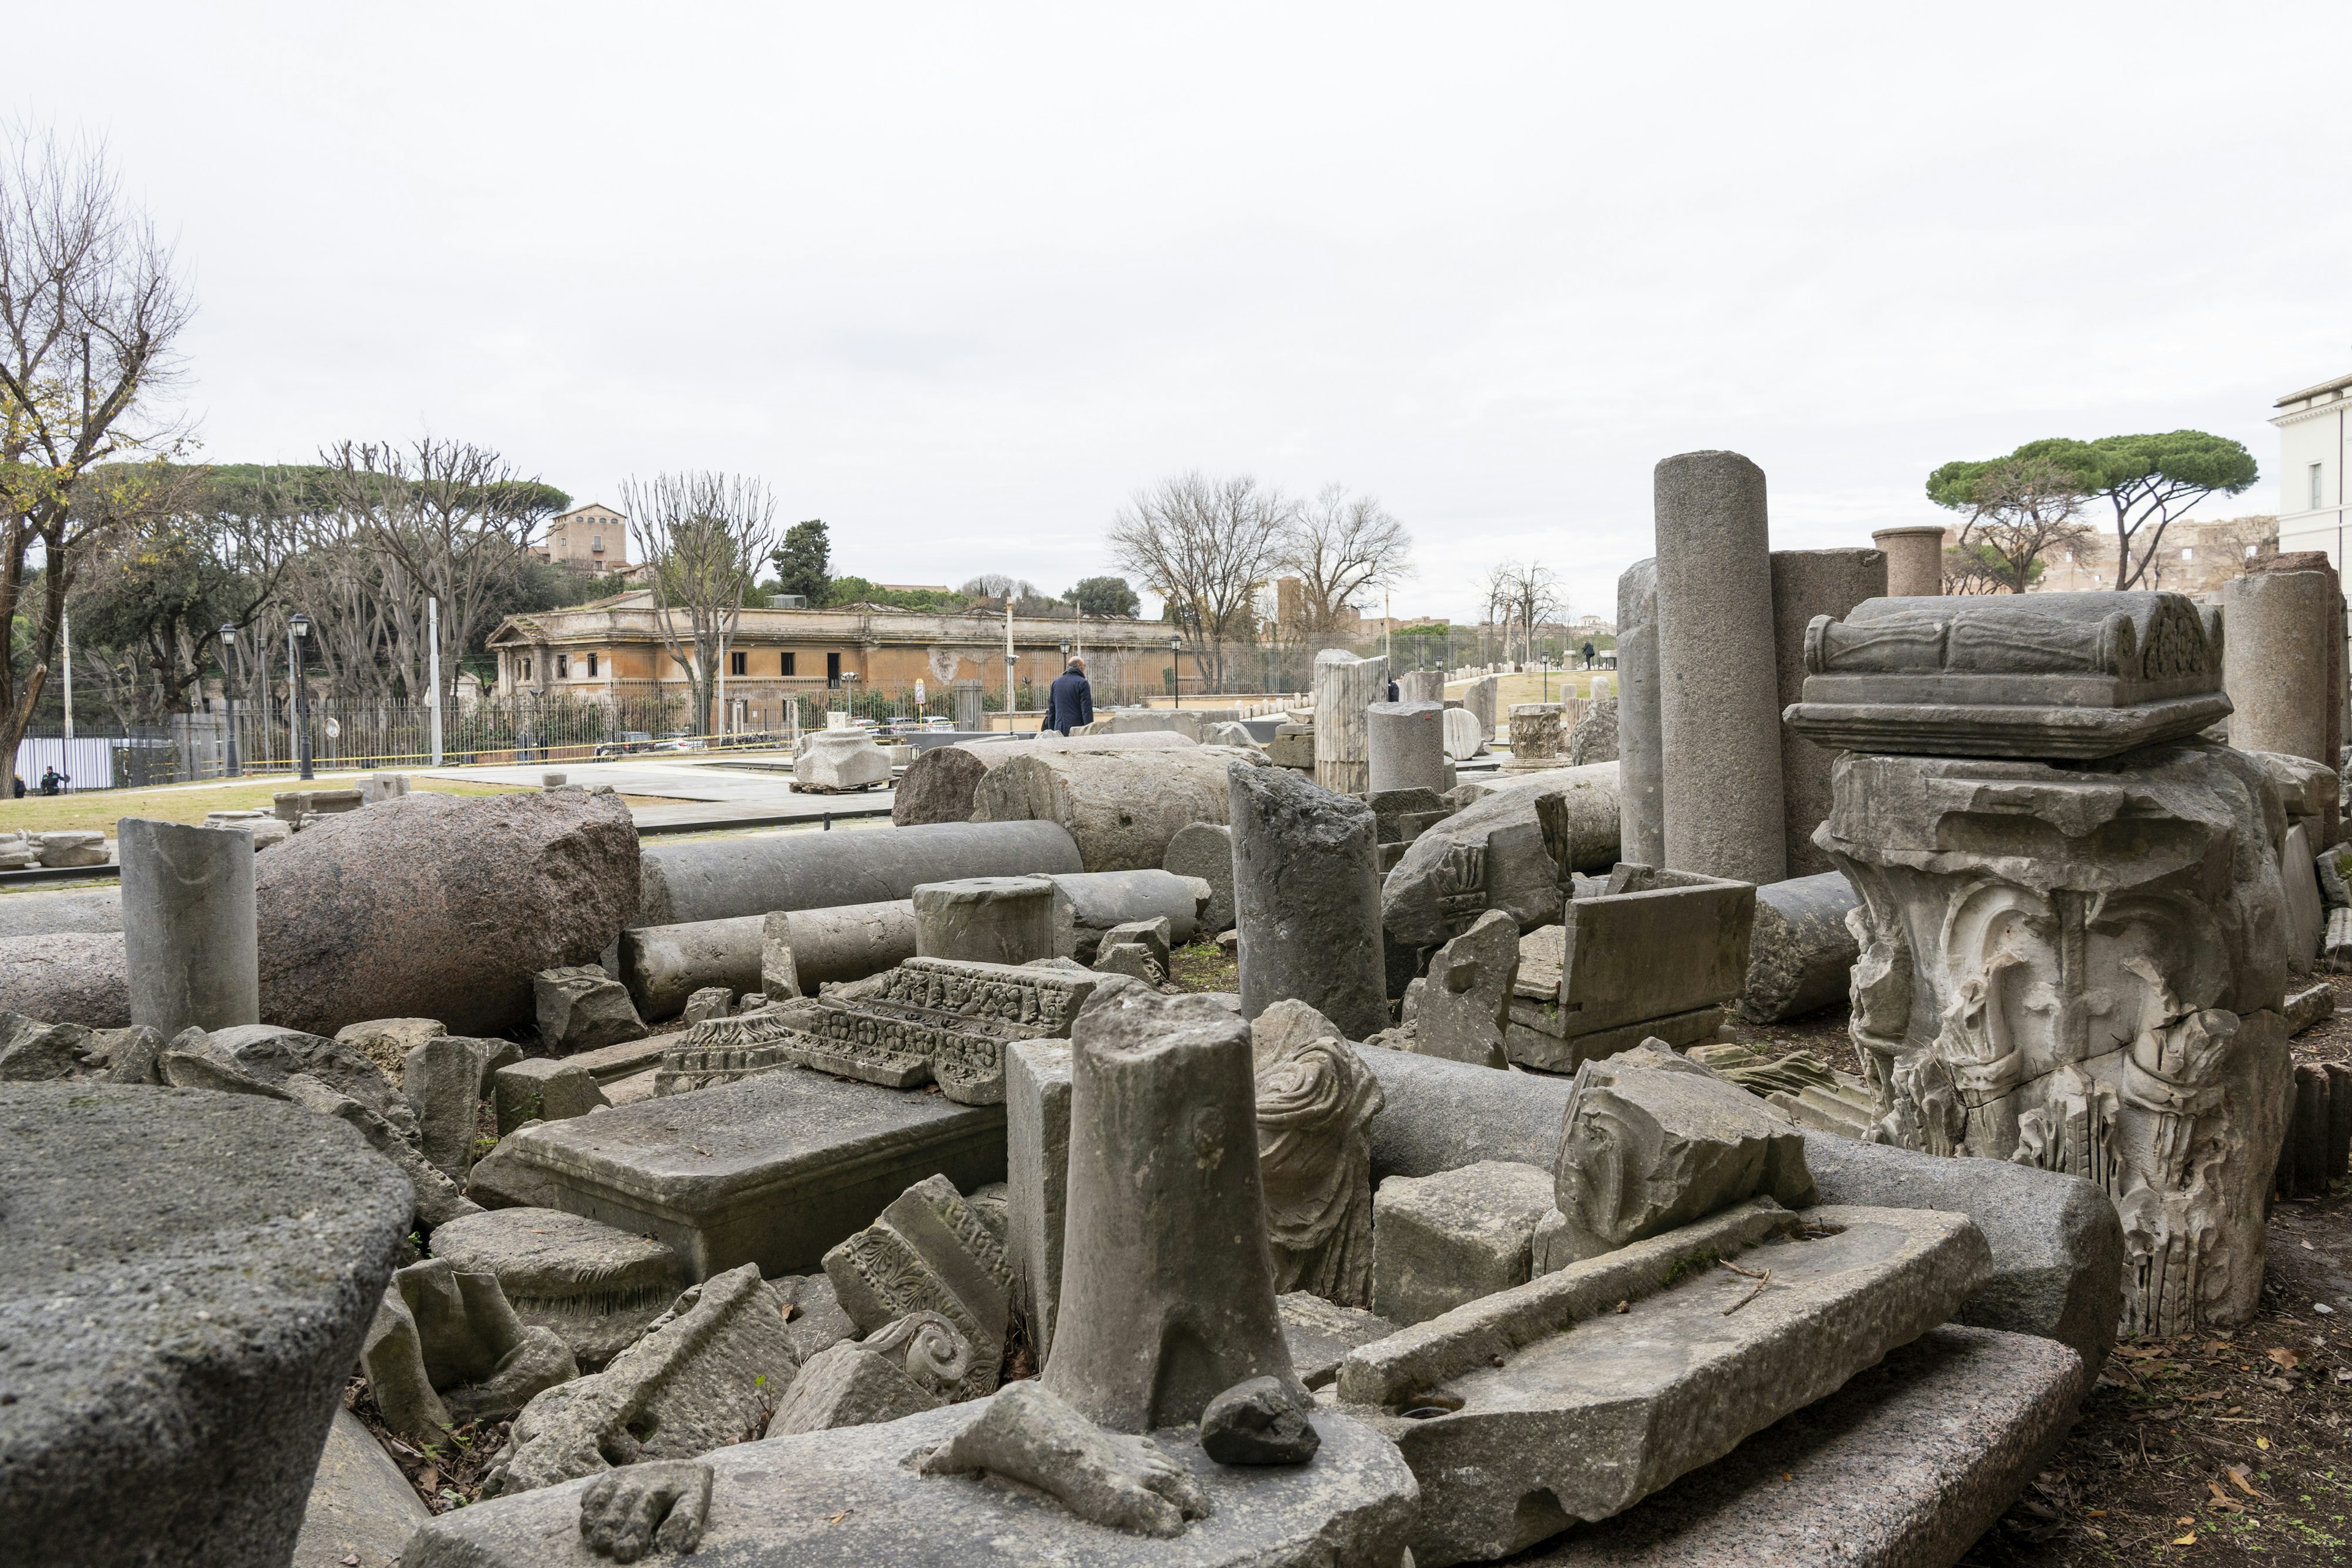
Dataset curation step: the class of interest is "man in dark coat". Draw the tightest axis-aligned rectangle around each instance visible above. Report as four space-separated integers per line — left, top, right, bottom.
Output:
1045 657 1095 736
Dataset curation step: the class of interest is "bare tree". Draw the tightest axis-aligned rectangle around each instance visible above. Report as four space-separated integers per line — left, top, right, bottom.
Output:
1482 560 1560 665
623 472 779 735
1941 457 2094 595
1107 471 1291 691
1278 483 1412 637
0 128 194 791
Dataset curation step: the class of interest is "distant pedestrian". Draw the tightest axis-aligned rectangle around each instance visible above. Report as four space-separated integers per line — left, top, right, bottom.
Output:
1385 679 1400 702
1045 657 1094 736
1581 640 1596 670
39 766 67 796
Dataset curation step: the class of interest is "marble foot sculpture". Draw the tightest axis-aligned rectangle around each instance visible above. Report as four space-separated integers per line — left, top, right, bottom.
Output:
916 1381 1211 1537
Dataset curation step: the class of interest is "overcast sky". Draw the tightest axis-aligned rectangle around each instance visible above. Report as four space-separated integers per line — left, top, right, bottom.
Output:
21 2 2351 624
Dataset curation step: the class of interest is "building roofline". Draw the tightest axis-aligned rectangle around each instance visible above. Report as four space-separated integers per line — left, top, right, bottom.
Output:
2275 372 2352 408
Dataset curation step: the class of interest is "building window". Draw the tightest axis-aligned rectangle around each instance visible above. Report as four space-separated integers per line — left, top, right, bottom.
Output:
592 535 603 552
556 653 570 678
587 653 598 677
782 651 796 676
730 650 747 677
2180 547 2193 560
520 657 532 680
827 651 842 688
2315 463 2328 511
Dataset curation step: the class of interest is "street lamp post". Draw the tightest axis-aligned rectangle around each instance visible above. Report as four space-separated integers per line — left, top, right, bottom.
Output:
219 624 240 778
1168 633 1183 710
288 613 314 782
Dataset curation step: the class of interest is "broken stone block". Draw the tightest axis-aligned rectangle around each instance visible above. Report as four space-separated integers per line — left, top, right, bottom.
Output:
486 1068 1008 1279
406 1391 1418 1568
2285 821 2324 975
1542 1043 1815 1268
1382 765 1621 951
535 965 647 1053
1163 821 1236 935
202 1022 421 1137
428 1208 688 1368
1100 915 1172 971
291 1406 433 1568
1230 762 1388 1041
0 1082 412 1568
35 829 110 868
404 1035 483 1181
0 930 131 1028
492 1055 609 1134
794 729 894 791
1093 940 1165 985
270 1068 482 1230
1276 1292 1398 1390
766 1336 943 1435
334 1016 447 1075
680 985 733 1026
1042 867 1209 962
0 1013 162 1084
1335 1200 1992 1567
1442 705 1485 761
1199 1374 1319 1466
823 1174 1011 1400
1412 909 1516 1069
578 1460 711 1562
487 1264 796 1496
361 1257 579 1446
913 874 1061 966
1252 998 1385 1307
1372 1159 1555 1325
770 1273 859 1363
1006 1040 1072 1362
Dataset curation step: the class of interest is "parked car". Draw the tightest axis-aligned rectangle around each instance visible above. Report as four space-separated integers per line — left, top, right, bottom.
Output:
592 731 656 758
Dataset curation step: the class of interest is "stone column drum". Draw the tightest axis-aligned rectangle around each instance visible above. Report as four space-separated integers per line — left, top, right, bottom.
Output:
118 816 259 1038
1655 451 1787 884
1311 649 1387 796
911 876 1059 965
1769 548 1887 877
1228 762 1387 1041
1615 558 1665 867
1872 525 1947 597
1039 989 1310 1431
2224 562 2340 843
1366 701 1448 795
1396 669 1445 704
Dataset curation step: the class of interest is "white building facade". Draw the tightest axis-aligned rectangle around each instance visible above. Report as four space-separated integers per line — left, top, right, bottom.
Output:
2272 372 2352 581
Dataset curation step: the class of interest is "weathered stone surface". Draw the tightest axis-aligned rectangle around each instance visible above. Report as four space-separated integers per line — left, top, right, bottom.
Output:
1822 742 2293 1335
35 829 110 867
2246 747 2340 840
1007 1040 1073 1362
2284 821 2324 974
1520 1325 2084 1568
619 914 763 1019
1230 763 1387 1041
1383 766 1619 951
0 931 130 1028
1442 705 1486 761
681 985 733 1025
1373 1159 1553 1325
483 1068 1007 1280
405 1035 483 1180
255 790 639 1038
824 1174 1011 1400
1656 450 1787 884
1100 916 1171 972
1462 673 1500 741
493 1056 610 1134
2225 567 2339 841
1618 561 1665 866
919 1379 1213 1536
1802 1130 2123 1382
767 1335 943 1435
0 1012 162 1084
405 1394 1419 1567
488 1264 796 1496
1543 1044 1815 1267
0 1082 410 1568
1502 702 1565 769
914 875 1061 965
970 746 1269 873
1338 1201 1991 1567
1563 693 1617 766
1043 867 1208 961
536 965 648 1053
429 1208 688 1368
361 1257 578 1444
119 818 259 1038
892 731 1197 826
1042 987 1309 1432
1770 548 1888 877
1789 590 2231 760
758 899 918 1000
1253 998 1385 1307
0 884 121 935
1354 1040 1576 1182
638 820 1081 927
1412 909 1516 1069
290 1406 432 1568
793 729 892 791
1735 870 1861 1023
770 1273 859 1363
1199 1375 1320 1466
1368 700 1449 795
1313 649 1387 794
1276 1292 1398 1390
336 1015 446 1072
1162 821 1235 937
1505 865 1754 1072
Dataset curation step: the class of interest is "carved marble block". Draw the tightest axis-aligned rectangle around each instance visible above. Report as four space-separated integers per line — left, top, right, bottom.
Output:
1820 742 2293 1335
1252 1000 1385 1307
1787 591 2233 760
655 957 1096 1104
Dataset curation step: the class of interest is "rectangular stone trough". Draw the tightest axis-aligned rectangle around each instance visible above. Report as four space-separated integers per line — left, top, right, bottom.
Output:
488 1068 1006 1281
1333 1199 1991 1568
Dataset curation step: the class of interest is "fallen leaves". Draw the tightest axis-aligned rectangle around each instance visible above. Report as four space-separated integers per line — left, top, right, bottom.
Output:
2225 1463 2260 1498
2266 1348 2302 1371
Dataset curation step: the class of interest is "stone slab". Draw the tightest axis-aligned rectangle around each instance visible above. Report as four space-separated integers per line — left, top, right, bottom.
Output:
1372 1159 1555 1324
480 1068 1006 1281
1278 1292 1400 1390
290 1406 430 1568
402 1396 1417 1568
1520 1325 2084 1568
1337 1202 1991 1567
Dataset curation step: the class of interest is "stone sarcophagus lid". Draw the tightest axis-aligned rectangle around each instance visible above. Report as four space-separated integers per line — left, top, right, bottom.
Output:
1785 591 2231 759
656 957 1096 1105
